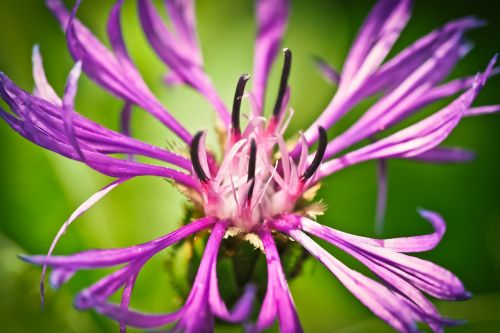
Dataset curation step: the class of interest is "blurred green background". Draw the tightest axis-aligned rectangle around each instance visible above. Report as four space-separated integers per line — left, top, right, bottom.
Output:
1 0 500 332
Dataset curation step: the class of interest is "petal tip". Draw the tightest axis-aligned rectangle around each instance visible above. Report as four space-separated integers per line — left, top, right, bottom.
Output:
461 290 473 300
17 254 30 262
18 254 36 264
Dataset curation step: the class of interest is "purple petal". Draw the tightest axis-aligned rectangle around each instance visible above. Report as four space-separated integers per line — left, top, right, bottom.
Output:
119 272 139 333
49 268 76 289
72 220 220 330
32 45 61 105
0 114 195 184
351 241 469 301
33 61 190 166
296 213 469 300
252 0 289 113
375 159 388 234
318 56 496 178
253 229 303 333
340 0 412 89
0 72 195 180
410 147 475 164
95 301 182 328
62 61 85 160
368 251 470 301
22 216 217 270
314 57 340 85
292 0 411 155
293 15 484 159
174 221 228 332
209 267 256 323
466 104 500 117
118 101 134 162
119 102 133 138
330 238 457 332
322 31 470 159
38 177 129 306
367 16 485 96
164 0 202 64
138 0 229 124
272 215 465 331
75 262 146 310
409 66 499 114
289 229 420 333
106 0 144 81
46 0 192 142
294 209 445 254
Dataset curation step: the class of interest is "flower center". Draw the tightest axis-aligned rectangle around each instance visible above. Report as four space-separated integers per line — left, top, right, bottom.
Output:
188 49 327 232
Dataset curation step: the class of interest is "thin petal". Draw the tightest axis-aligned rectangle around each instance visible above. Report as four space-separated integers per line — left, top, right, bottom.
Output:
119 272 139 333
119 102 133 137
95 302 182 328
40 177 130 306
322 31 469 159
289 230 420 333
46 0 191 141
375 159 388 234
49 268 76 289
332 239 456 332
253 229 303 333
22 216 217 270
314 56 340 85
466 104 500 116
410 147 475 164
209 266 256 323
368 16 485 96
138 0 229 124
293 0 412 155
295 209 445 254
164 0 203 64
252 0 289 113
62 61 85 160
32 45 61 105
293 15 484 158
297 214 469 300
174 221 228 332
107 0 150 84
318 57 495 178
0 72 195 180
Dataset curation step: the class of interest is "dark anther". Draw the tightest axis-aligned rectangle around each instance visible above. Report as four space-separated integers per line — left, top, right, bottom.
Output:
301 126 327 180
190 131 210 183
247 139 257 201
247 139 257 181
231 74 250 135
272 48 292 118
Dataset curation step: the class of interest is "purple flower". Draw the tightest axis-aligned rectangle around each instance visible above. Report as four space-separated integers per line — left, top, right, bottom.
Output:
1 0 499 332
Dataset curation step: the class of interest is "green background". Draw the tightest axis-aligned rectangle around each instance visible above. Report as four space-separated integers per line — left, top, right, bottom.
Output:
1 0 500 332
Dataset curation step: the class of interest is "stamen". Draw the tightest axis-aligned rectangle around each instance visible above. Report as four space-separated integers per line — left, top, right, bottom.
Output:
190 131 210 183
246 139 257 201
231 74 250 136
301 126 327 180
272 48 292 118
247 179 256 203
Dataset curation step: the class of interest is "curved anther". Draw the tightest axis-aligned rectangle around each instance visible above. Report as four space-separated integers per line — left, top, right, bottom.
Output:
272 48 292 118
190 131 210 183
301 126 327 180
231 74 251 136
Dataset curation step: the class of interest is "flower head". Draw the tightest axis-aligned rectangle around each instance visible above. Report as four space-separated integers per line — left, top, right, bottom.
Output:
1 0 499 332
